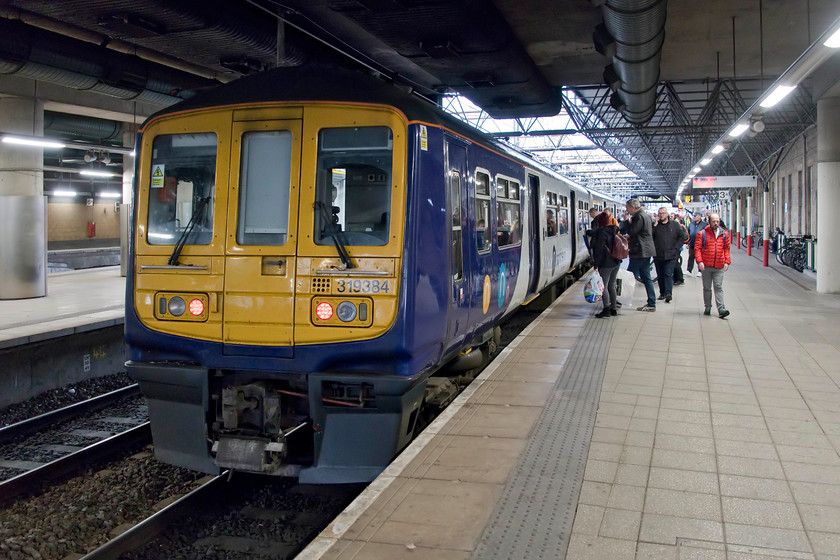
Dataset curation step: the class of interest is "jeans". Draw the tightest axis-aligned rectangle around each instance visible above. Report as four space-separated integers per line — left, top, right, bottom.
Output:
627 257 656 307
701 267 726 310
598 265 619 310
654 258 676 296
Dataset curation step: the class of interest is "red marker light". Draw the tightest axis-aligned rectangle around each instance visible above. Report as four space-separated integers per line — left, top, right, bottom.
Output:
188 298 204 316
315 302 333 320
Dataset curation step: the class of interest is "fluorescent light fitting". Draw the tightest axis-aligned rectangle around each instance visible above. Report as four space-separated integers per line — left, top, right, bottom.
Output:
825 27 840 48
79 170 114 178
712 144 725 154
147 232 175 240
729 123 750 137
97 192 121 198
52 190 77 196
760 85 797 108
693 167 702 173
3 136 66 149
701 158 712 165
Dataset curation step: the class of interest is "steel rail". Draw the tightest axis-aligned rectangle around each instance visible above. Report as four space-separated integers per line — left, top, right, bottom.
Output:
79 472 228 560
0 422 151 505
0 384 141 445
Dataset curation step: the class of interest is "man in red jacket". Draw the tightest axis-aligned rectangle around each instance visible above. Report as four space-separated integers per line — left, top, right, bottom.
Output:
695 212 731 318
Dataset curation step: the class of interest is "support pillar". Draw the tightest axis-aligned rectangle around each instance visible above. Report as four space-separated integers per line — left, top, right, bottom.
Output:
816 96 840 293
763 184 770 266
746 192 752 256
0 97 46 299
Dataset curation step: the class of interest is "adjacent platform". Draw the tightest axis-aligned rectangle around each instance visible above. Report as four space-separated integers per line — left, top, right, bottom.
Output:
0 266 125 349
299 248 840 560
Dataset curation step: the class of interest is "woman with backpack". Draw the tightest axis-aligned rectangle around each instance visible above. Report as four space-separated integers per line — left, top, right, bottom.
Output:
591 211 622 318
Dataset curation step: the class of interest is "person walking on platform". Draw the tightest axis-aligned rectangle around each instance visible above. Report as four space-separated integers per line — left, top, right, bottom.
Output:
625 198 657 312
591 212 622 318
686 212 707 277
672 213 687 286
652 207 688 303
695 212 731 318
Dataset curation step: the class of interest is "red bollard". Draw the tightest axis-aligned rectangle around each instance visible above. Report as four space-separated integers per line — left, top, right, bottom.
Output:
763 239 769 266
736 232 741 249
747 235 752 256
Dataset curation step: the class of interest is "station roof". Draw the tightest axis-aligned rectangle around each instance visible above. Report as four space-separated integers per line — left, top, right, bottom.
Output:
1 1 839 199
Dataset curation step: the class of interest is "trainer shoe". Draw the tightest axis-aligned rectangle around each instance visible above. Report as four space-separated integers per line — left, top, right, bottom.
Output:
665 294 672 303
637 305 656 312
657 295 666 300
719 308 730 319
674 280 685 286
610 309 617 316
703 308 711 315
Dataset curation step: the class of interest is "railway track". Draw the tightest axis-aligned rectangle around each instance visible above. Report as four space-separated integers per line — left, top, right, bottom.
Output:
0 384 150 504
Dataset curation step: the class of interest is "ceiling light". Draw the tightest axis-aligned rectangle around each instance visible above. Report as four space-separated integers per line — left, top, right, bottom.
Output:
2 136 66 149
80 170 114 178
701 158 712 165
693 167 702 173
52 190 77 197
729 123 750 137
825 27 840 48
712 145 725 154
760 85 797 108
97 192 121 198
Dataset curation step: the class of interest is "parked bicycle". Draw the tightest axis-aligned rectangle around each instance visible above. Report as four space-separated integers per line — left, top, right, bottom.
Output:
775 235 812 272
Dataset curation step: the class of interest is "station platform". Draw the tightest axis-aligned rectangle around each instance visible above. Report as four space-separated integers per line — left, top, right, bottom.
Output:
0 266 125 350
299 249 840 560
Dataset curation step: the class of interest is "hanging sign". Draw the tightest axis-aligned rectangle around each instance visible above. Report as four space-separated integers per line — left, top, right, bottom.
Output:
692 176 756 189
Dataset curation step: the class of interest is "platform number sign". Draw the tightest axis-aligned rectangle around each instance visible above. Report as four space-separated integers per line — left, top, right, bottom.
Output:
151 164 165 188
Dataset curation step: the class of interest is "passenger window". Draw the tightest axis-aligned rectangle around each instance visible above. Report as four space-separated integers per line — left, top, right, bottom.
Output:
557 194 569 235
236 130 292 246
546 191 558 237
475 171 491 252
449 171 463 281
314 126 392 246
147 132 217 245
496 177 520 248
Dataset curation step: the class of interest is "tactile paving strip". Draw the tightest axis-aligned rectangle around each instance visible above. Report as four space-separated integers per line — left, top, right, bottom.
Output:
472 314 612 560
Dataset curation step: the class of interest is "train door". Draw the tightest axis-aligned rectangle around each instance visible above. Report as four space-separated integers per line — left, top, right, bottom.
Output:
444 136 470 348
222 117 302 354
569 189 577 268
527 174 540 295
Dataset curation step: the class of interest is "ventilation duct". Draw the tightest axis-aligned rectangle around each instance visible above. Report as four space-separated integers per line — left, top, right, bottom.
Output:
44 112 123 142
0 19 212 107
596 0 667 124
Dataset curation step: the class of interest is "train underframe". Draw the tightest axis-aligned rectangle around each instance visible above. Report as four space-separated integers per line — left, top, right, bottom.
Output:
127 328 503 484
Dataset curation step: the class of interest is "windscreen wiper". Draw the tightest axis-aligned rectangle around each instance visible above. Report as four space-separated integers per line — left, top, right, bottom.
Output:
314 201 355 269
168 196 211 266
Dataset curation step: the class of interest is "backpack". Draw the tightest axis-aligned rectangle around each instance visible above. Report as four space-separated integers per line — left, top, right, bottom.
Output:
609 232 629 260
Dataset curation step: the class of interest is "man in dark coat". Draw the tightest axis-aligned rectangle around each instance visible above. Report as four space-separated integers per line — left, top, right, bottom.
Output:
652 207 689 303
625 198 657 311
686 212 708 277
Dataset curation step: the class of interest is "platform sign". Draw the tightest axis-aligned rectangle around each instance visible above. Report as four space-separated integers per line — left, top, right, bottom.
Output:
151 164 165 188
692 176 756 189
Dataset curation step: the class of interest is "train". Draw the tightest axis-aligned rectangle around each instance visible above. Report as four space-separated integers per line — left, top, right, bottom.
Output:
125 63 622 483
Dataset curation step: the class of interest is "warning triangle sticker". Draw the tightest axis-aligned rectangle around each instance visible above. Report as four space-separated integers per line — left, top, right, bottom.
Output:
152 167 163 177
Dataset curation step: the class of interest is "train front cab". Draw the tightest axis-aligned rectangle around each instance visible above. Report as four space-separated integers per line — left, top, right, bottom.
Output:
127 103 432 483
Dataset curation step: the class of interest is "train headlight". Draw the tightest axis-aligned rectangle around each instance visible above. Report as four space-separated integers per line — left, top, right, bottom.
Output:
336 301 357 322
168 296 186 316
188 298 205 316
315 302 334 320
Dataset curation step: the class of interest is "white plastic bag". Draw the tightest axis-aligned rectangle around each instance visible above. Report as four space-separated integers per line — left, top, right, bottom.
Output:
583 271 604 303
615 268 636 307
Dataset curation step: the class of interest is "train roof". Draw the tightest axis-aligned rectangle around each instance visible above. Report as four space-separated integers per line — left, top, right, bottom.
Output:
146 63 625 203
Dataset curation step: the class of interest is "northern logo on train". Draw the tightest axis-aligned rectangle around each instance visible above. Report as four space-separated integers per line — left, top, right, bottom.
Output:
498 263 507 308
482 275 491 314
